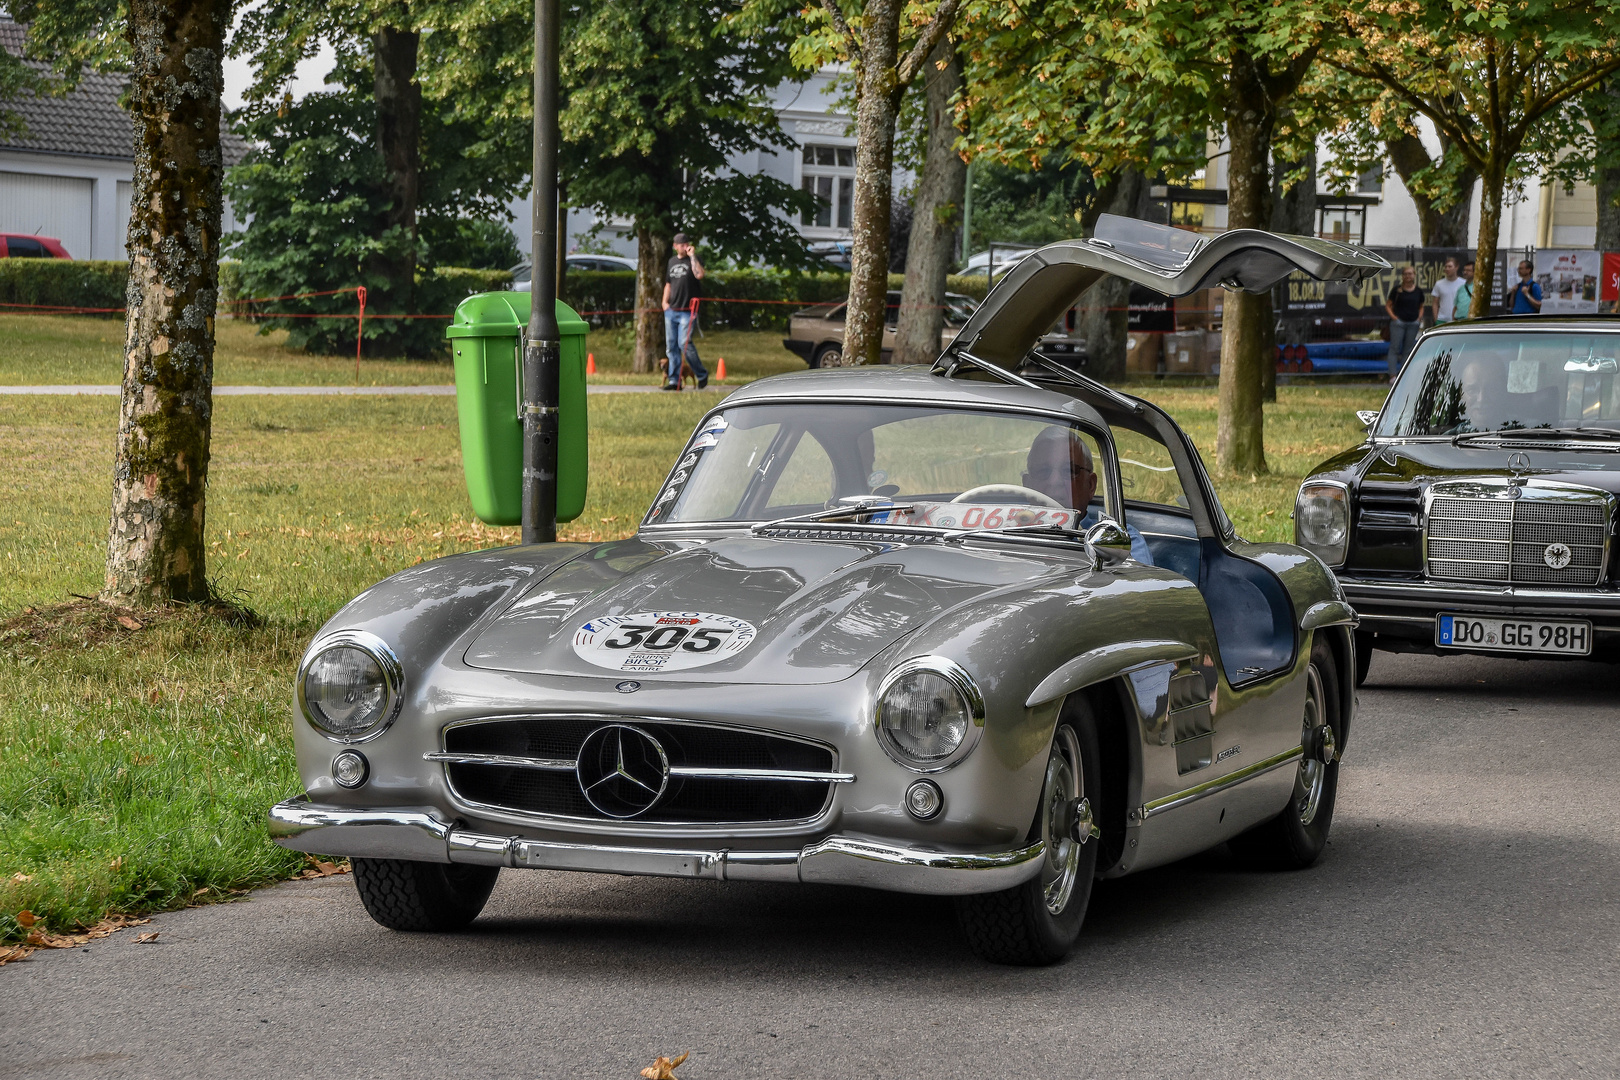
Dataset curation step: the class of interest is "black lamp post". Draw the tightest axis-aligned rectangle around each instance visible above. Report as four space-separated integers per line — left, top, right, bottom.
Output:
523 0 561 544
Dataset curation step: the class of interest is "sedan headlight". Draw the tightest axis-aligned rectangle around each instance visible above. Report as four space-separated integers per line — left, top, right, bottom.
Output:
297 631 403 742
875 656 985 772
1295 480 1350 567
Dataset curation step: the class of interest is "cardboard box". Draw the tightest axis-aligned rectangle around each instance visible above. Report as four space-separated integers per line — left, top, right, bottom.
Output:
1125 332 1162 374
1164 330 1211 373
1176 288 1223 331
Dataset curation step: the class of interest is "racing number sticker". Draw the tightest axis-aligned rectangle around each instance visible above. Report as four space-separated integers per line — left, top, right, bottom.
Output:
573 611 757 673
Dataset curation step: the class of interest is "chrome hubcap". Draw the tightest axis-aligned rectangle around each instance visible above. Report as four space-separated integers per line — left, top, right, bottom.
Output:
1039 726 1083 915
1295 665 1329 826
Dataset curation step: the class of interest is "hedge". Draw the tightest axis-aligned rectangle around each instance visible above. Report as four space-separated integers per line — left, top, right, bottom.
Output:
561 268 990 332
0 259 126 314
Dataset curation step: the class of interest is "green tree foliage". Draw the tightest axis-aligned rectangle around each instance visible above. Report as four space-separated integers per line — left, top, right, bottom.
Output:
965 155 1095 252
1324 0 1620 317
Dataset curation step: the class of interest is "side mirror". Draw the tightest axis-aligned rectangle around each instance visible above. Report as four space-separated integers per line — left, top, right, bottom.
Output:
1085 520 1133 567
1356 410 1379 430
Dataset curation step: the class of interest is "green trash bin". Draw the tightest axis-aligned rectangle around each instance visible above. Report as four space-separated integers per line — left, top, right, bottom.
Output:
446 292 588 526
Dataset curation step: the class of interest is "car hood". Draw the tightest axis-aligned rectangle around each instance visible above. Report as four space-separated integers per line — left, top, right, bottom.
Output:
1360 439 1620 495
463 535 1074 683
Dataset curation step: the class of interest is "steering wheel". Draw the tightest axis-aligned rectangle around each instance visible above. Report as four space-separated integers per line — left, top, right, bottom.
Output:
951 484 1063 508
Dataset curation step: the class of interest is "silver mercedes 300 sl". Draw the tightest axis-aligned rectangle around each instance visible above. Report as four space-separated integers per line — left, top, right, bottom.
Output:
270 217 1387 964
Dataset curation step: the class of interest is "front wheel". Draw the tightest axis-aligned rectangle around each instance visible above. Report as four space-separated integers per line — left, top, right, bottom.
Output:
351 858 499 932
956 703 1101 965
1228 636 1343 869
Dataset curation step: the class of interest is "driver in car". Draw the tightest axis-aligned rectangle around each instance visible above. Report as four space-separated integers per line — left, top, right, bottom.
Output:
1023 427 1154 564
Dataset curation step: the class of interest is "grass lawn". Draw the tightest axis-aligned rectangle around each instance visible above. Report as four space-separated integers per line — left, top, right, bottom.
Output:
0 320 1382 949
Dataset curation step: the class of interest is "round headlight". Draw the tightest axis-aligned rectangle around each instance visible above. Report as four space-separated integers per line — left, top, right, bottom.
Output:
875 657 985 771
298 632 402 742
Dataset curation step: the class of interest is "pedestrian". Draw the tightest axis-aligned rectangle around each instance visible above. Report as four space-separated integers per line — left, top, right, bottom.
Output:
662 232 708 390
1430 256 1465 325
1511 259 1543 314
1385 265 1425 378
1454 260 1476 320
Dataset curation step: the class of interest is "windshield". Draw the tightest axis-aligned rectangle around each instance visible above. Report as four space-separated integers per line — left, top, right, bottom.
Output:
647 404 1112 531
1375 331 1620 437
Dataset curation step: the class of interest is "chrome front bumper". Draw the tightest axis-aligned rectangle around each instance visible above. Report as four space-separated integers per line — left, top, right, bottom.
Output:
267 796 1045 897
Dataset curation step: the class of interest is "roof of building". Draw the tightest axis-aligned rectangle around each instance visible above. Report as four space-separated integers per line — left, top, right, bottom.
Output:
0 20 248 166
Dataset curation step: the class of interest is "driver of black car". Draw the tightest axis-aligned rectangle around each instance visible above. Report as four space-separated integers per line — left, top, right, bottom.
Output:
1023 427 1153 563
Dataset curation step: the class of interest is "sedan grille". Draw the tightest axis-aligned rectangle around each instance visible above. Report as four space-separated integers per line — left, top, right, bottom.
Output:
433 716 843 825
1425 481 1613 586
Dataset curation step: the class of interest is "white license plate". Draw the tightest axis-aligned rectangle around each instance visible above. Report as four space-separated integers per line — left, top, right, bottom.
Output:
1436 613 1593 656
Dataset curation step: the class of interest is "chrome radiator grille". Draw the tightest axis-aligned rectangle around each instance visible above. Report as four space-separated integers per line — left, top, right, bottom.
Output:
1425 481 1613 586
431 716 845 825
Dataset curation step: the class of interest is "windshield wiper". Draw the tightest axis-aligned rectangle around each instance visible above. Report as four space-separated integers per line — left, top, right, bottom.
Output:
750 502 915 533
943 521 1087 543
1455 426 1620 443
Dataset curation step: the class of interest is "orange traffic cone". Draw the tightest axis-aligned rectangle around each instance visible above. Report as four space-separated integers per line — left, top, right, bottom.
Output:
716 357 726 381
586 352 596 375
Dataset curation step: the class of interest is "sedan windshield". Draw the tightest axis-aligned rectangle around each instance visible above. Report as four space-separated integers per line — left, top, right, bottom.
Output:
647 404 1111 531
1377 331 1620 437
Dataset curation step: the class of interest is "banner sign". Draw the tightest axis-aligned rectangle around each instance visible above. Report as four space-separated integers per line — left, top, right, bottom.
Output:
1280 247 1520 320
1534 249 1602 313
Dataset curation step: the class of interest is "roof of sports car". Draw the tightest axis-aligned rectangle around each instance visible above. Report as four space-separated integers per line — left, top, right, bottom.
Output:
719 365 1114 426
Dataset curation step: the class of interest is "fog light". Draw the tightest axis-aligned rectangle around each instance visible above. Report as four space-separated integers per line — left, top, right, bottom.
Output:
905 779 943 820
332 749 369 788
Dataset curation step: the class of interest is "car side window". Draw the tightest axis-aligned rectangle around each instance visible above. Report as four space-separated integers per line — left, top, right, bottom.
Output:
7 237 46 257
1114 427 1197 536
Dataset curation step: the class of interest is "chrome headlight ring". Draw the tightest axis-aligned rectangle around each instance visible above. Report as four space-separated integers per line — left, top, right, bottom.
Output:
1295 478 1350 568
874 655 987 773
296 629 405 744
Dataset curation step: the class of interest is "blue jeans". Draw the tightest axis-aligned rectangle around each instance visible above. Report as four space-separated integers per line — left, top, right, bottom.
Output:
1388 319 1421 378
664 308 706 384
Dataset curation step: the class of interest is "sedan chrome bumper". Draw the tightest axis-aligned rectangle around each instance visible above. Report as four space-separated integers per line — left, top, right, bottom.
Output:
267 796 1044 897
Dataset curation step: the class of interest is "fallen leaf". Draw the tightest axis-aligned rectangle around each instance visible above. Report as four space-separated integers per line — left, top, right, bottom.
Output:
135 931 160 943
109 858 122 872
640 1051 689 1079
116 615 143 630
15 910 36 928
147 688 161 704
10 873 32 884
25 929 44 945
0 945 30 965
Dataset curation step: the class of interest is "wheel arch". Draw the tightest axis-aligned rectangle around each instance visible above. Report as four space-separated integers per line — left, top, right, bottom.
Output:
1311 622 1356 750
1055 678 1138 875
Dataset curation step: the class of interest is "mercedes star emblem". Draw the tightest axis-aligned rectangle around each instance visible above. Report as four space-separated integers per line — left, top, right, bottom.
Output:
1543 542 1573 570
1507 451 1532 476
615 680 641 693
576 723 669 818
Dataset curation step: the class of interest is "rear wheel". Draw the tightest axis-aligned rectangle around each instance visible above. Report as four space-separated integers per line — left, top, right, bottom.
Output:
956 702 1101 965
1229 636 1343 869
812 343 846 369
351 858 499 932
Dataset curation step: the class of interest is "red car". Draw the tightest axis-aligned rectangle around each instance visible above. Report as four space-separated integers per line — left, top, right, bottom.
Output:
0 233 72 258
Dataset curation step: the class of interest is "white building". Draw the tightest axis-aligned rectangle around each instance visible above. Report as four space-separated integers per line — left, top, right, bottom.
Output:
0 19 245 262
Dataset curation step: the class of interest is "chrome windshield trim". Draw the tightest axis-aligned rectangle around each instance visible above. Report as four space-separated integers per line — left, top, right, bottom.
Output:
423 752 576 770
1139 746 1304 820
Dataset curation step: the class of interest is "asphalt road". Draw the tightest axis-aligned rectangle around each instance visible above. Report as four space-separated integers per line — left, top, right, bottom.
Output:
3 650 1616 1080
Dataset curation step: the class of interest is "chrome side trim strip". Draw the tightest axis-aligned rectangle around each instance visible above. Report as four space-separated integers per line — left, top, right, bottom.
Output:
1138 746 1303 820
668 766 856 783
423 752 576 770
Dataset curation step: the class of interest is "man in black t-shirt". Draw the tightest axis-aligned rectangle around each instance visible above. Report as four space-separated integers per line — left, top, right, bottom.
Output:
1384 265 1425 378
661 232 708 390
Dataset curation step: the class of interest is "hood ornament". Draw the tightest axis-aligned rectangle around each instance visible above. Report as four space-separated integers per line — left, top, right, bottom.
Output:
1507 451 1532 478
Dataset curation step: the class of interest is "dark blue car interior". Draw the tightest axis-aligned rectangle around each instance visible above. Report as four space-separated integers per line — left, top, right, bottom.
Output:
1129 505 1296 685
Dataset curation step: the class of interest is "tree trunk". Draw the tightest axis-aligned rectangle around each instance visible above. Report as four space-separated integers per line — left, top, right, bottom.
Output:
845 0 904 367
1469 167 1506 319
633 226 669 375
1267 144 1315 402
1076 167 1148 382
373 27 421 319
1596 81 1620 250
105 0 230 605
1215 51 1274 476
893 41 965 367
1387 132 1476 248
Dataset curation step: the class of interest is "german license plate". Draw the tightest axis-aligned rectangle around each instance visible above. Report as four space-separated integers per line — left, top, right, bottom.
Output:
1436 613 1592 656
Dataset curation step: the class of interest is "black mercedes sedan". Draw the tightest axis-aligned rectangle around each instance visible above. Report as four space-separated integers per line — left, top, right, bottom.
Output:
1297 316 1620 682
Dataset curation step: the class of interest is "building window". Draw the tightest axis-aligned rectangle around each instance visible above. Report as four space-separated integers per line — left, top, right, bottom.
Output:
801 144 856 229
1357 165 1384 195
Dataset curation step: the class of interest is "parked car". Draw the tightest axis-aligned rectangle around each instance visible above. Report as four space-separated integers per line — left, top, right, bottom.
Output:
511 254 637 291
270 216 1387 964
0 233 71 258
1298 316 1620 683
783 290 980 367
957 245 1036 280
